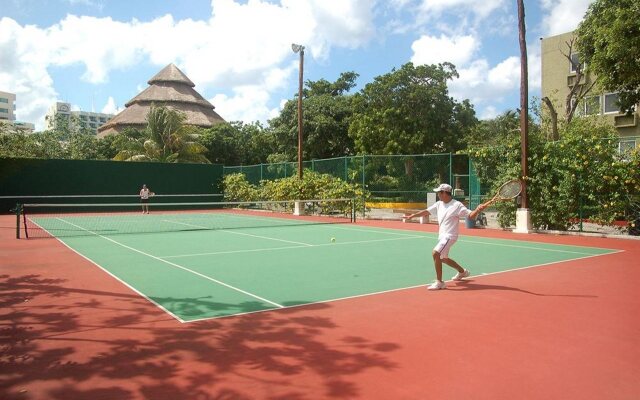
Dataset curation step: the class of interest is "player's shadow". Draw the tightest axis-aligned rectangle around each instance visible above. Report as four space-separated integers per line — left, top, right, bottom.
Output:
448 279 597 298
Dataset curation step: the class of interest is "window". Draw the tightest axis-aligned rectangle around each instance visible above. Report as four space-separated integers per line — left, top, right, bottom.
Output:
80 115 87 120
0 108 8 114
569 53 581 73
584 96 601 115
89 116 96 122
619 139 637 153
99 117 106 123
0 98 8 103
604 93 620 114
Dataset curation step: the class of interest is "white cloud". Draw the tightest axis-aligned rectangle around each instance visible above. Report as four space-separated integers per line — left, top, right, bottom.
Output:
447 48 541 117
411 34 478 67
487 56 520 91
0 18 57 129
101 96 118 114
479 105 499 120
210 86 277 124
540 0 593 36
417 0 506 20
0 0 377 129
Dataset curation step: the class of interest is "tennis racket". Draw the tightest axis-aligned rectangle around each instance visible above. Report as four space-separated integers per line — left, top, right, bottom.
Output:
486 179 523 206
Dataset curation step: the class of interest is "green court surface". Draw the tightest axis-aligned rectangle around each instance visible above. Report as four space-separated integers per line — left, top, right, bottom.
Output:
38 214 616 322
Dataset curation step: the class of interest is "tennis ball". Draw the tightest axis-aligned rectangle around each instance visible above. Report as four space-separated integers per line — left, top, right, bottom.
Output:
331 237 336 243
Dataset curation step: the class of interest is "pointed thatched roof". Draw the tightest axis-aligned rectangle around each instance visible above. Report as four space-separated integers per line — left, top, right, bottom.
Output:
97 64 225 137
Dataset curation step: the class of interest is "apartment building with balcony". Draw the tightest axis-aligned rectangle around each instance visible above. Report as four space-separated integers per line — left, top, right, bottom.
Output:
541 31 639 151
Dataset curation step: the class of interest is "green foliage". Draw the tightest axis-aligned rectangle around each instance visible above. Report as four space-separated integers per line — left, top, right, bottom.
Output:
223 170 369 215
0 123 111 160
269 72 358 160
198 121 276 165
575 0 640 112
469 116 640 231
465 110 520 146
349 62 477 155
222 173 261 202
113 106 210 163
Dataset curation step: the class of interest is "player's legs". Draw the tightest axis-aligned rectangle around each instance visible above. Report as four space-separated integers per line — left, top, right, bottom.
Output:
442 257 464 273
432 236 457 281
431 250 444 281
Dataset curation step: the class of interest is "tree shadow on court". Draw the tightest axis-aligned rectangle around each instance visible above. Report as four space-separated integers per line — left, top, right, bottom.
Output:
1 273 401 400
448 279 598 298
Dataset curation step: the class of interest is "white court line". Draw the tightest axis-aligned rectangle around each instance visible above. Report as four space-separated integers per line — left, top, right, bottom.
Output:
163 219 313 247
325 224 612 255
455 238 605 255
55 218 284 311
49 219 186 323
184 249 623 323
160 235 425 259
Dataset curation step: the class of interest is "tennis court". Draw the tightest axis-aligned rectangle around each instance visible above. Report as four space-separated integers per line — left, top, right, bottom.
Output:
25 205 617 322
2 209 639 399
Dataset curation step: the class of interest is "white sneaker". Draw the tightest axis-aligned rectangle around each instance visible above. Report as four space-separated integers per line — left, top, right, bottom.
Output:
452 269 470 281
427 280 446 290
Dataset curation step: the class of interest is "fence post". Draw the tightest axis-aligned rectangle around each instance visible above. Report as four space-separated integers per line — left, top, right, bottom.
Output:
362 155 366 218
449 153 453 186
344 156 348 181
578 170 583 232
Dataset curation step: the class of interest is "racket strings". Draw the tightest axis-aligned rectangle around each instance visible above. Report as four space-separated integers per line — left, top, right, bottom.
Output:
498 181 522 198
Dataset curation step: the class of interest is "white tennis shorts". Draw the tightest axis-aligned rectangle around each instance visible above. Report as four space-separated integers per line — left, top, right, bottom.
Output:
433 235 457 259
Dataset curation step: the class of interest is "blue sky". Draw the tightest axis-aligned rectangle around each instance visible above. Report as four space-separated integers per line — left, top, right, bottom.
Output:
1 0 593 130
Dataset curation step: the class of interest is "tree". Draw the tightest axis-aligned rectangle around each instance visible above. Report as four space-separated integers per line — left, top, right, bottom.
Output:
198 121 276 165
464 110 520 147
269 72 358 161
575 0 640 113
113 106 210 163
469 117 639 231
348 62 476 156
541 38 598 140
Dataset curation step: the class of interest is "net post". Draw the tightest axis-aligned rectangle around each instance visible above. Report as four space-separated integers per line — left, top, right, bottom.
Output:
15 203 21 239
22 204 29 239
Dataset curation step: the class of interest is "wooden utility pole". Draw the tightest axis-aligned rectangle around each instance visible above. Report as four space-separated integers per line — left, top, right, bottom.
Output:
517 0 529 209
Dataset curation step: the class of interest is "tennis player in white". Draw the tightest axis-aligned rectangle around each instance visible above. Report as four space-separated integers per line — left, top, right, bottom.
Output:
404 183 489 290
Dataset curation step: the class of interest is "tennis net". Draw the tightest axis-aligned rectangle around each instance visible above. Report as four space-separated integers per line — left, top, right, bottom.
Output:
17 198 356 239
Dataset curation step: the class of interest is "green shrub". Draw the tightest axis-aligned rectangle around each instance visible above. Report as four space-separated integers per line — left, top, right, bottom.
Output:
223 169 369 215
222 173 260 202
469 117 640 231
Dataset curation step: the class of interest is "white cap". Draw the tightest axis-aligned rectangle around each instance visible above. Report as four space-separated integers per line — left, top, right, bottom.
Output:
433 183 453 193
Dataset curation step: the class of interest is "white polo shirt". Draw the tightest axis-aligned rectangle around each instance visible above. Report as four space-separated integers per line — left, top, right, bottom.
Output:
426 199 471 239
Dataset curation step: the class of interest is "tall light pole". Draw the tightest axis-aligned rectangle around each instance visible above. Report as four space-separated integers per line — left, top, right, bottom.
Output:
292 43 305 179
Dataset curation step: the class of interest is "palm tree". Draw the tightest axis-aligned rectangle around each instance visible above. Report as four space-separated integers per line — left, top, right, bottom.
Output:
114 105 210 163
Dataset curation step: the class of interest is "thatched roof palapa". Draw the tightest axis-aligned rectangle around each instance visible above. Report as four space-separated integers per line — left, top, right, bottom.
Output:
98 64 225 137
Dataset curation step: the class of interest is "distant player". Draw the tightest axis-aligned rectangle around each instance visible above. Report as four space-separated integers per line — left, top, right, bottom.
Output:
404 183 489 290
139 184 154 214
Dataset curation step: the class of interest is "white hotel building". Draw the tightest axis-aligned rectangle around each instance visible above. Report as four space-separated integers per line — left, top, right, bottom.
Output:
45 102 114 135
